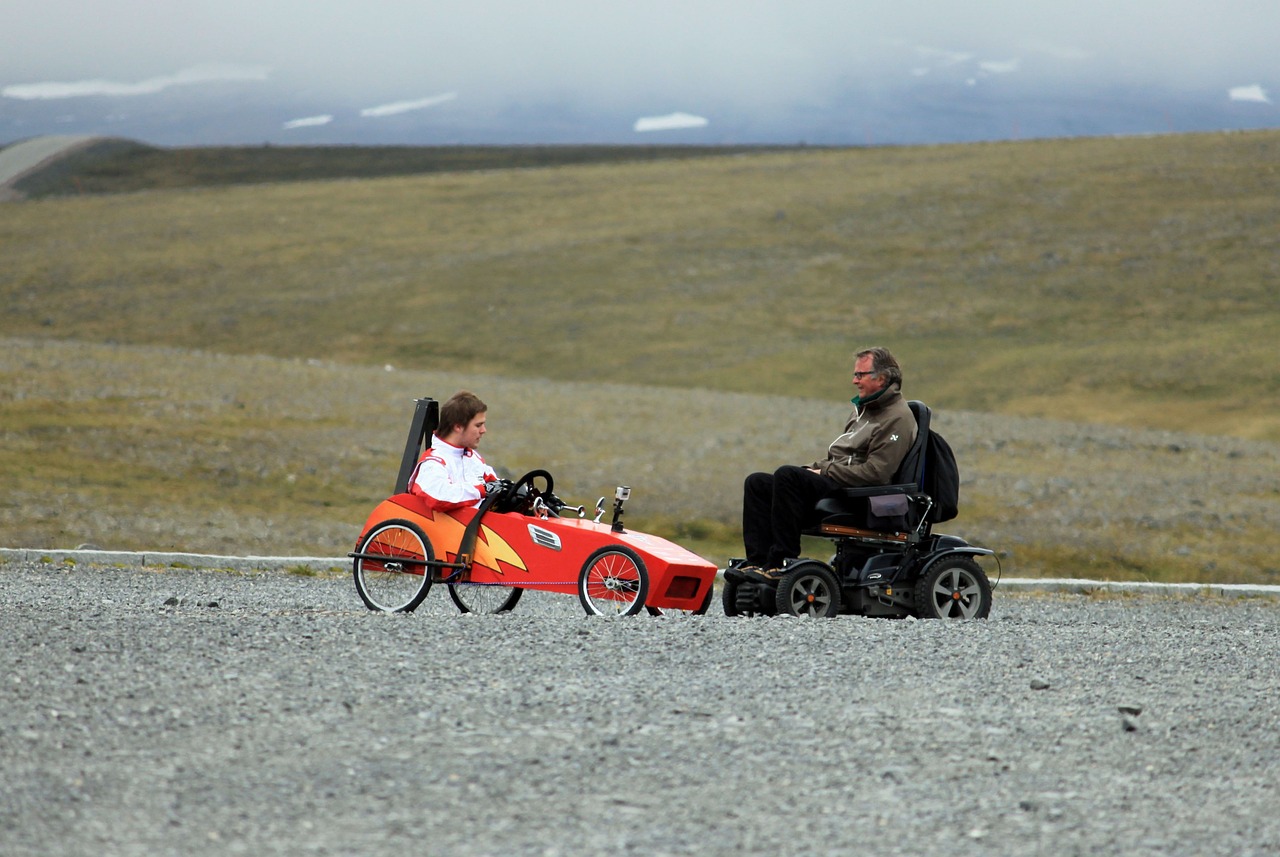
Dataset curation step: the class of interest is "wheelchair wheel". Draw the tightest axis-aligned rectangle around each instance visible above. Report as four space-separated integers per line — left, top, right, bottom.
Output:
914 556 991 619
774 563 842 618
722 578 742 617
353 519 434 613
448 582 523 614
578 546 649 616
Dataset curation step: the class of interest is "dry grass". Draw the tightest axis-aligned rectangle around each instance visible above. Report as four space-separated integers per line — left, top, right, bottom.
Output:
3 131 1278 440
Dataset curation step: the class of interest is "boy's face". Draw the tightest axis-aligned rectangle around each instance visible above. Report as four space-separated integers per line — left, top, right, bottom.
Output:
457 412 487 450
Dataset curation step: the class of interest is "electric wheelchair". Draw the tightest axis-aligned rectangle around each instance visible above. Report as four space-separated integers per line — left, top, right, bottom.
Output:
723 401 996 620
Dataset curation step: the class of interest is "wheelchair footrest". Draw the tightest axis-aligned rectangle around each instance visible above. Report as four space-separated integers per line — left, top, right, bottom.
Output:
817 523 908 544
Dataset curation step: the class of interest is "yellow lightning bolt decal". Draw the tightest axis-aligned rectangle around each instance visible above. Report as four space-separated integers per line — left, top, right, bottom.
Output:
390 502 527 576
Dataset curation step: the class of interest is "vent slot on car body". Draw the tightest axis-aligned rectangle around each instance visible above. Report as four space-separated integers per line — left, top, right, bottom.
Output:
528 524 562 551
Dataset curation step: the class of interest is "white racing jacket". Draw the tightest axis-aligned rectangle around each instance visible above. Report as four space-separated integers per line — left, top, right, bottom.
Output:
408 436 498 511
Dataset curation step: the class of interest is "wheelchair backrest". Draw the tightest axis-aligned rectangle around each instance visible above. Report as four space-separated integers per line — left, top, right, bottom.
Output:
892 400 932 490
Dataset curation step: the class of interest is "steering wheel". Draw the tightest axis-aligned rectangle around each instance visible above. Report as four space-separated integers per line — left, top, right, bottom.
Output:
493 469 555 514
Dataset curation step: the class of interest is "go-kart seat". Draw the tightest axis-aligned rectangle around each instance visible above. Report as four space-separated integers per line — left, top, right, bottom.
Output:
808 400 932 541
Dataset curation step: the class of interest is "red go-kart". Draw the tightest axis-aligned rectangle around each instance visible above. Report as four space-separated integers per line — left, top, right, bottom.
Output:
351 398 719 617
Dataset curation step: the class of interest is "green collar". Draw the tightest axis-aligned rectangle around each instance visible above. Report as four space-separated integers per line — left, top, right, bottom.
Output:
852 386 890 409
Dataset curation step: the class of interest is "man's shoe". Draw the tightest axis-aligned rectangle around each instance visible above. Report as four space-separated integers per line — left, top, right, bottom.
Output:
724 559 760 584
741 566 785 583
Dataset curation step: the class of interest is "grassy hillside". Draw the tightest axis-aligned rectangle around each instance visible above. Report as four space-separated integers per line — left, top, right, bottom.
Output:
9 139 795 197
2 132 1278 582
4 337 1277 583
3 131 1276 441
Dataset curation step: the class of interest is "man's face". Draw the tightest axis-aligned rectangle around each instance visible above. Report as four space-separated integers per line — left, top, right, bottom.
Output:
457 412 487 450
852 355 887 399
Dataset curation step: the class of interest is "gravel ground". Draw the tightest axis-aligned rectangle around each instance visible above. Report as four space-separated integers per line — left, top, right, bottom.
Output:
4 560 1280 857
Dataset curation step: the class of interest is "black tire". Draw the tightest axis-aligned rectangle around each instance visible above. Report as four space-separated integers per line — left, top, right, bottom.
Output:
578 546 648 617
774 563 842 618
448 582 523 614
726 579 774 617
914 555 992 619
353 519 434 613
693 582 715 615
722 578 742 617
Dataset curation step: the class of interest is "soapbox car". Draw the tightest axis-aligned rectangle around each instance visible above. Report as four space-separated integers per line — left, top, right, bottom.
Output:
722 400 998 620
351 398 718 617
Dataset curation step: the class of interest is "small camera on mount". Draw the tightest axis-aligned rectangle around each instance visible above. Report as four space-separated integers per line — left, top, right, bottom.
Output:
611 486 631 532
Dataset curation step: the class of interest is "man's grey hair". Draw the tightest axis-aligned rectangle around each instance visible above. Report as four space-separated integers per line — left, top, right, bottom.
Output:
856 346 903 388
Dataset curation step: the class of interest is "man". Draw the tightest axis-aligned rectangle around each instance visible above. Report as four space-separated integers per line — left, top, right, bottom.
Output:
737 346 917 582
408 390 505 511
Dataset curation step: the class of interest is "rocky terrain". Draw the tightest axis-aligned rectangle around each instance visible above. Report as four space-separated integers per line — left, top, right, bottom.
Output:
3 559 1279 856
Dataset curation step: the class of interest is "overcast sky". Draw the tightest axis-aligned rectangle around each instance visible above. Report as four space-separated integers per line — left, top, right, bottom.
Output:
4 0 1277 111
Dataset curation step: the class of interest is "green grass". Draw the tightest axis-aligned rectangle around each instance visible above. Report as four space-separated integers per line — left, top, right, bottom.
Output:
3 132 1279 582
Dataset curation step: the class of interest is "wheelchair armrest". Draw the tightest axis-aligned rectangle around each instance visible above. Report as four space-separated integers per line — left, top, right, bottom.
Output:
829 483 920 498
815 483 926 518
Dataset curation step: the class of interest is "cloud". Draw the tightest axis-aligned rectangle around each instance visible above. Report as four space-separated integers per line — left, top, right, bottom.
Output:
1228 84 1271 104
979 59 1019 75
2 64 269 100
359 93 457 118
633 112 709 133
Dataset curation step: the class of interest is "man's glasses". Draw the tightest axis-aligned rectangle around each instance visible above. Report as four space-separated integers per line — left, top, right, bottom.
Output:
852 371 877 380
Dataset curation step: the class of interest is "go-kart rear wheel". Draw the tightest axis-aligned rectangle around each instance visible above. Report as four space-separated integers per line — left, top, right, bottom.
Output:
774 563 842 618
448 582 523 614
578 546 648 617
353 519 434 613
914 556 991 619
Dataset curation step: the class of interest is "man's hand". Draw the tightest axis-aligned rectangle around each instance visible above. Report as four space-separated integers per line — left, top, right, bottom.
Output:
483 479 511 497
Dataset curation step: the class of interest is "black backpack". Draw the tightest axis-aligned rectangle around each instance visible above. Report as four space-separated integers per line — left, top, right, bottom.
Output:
922 429 960 523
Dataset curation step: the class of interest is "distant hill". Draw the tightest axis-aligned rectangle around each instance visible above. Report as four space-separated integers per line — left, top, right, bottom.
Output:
2 64 1276 149
4 137 801 198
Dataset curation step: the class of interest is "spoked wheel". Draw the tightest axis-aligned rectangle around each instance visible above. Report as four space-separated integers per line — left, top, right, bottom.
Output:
578 546 648 617
448 582 523 614
353 519 434 613
774 563 842 618
914 556 992 619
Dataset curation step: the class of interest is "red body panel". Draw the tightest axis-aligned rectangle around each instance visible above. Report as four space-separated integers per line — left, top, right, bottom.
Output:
357 493 717 611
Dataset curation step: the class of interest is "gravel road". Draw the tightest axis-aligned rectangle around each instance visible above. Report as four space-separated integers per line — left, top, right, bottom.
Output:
4 559 1279 856
0 136 100 199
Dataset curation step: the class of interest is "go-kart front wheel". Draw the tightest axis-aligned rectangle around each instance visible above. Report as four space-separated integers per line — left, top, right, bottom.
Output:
914 556 991 619
353 519 434 613
578 546 649 617
774 563 842 618
448 582 523 614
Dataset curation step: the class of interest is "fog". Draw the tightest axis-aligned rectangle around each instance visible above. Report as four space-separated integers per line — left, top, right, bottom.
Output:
5 0 1277 111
